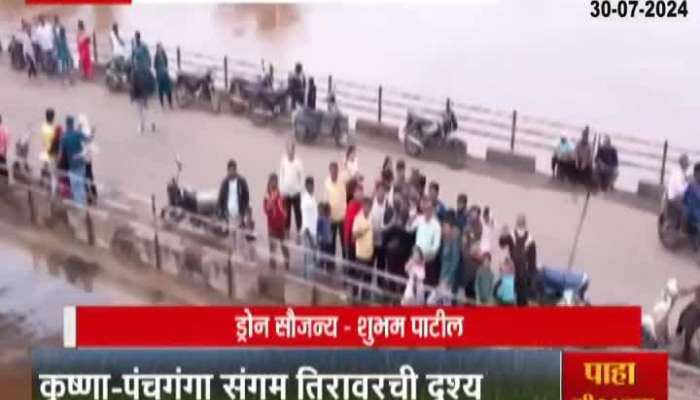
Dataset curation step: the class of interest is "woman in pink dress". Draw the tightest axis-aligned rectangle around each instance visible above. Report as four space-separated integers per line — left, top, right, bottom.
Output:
77 20 93 79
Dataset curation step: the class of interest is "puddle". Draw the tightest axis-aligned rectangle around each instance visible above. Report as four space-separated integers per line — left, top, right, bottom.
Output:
0 240 150 349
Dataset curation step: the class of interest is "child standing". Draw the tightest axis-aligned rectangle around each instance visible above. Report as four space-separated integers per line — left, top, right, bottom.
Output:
401 247 426 305
316 202 334 272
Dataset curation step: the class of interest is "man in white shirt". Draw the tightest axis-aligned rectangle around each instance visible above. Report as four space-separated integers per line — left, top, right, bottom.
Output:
301 176 318 278
665 154 691 224
279 141 304 235
409 198 442 285
35 16 54 59
110 23 128 61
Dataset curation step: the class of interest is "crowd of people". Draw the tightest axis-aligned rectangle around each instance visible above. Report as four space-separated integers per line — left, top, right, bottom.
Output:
551 126 620 191
209 140 542 306
13 15 93 82
0 108 97 206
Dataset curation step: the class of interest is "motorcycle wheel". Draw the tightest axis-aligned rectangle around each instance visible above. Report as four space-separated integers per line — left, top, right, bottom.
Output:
249 99 270 127
404 132 423 158
105 73 121 93
658 213 685 251
448 140 467 170
175 83 194 108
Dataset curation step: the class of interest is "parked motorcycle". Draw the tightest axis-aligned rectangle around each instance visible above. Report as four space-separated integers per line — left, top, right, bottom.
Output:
247 85 290 126
174 69 220 112
293 106 350 147
8 36 26 71
641 279 700 364
161 158 227 238
402 101 467 169
658 195 690 251
105 57 132 93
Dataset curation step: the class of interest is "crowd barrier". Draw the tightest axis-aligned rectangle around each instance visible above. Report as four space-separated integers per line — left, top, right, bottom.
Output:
0 158 467 306
0 25 688 200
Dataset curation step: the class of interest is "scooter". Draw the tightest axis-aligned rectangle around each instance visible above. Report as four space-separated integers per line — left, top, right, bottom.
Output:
161 158 228 238
401 100 467 169
174 69 220 112
105 57 132 93
642 279 700 365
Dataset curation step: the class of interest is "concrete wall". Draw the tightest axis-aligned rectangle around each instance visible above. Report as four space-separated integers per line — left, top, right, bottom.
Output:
0 182 349 305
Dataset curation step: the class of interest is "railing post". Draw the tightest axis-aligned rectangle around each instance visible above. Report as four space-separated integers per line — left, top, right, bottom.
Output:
176 46 181 71
328 75 333 92
510 110 517 152
92 32 98 64
224 56 229 89
660 140 669 185
151 194 162 270
378 85 383 122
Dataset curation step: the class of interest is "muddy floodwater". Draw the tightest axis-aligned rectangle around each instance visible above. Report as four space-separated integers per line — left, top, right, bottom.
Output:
1 1 698 145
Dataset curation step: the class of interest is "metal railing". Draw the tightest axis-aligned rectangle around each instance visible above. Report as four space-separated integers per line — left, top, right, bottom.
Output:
0 158 467 306
2 26 695 190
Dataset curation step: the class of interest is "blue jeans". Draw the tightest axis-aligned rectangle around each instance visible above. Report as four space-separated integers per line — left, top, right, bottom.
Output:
69 166 86 206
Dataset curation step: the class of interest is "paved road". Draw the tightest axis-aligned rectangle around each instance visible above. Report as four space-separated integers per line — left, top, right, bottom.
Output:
0 63 699 310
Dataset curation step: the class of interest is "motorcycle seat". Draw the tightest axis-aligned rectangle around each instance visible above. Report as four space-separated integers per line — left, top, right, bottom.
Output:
178 73 209 88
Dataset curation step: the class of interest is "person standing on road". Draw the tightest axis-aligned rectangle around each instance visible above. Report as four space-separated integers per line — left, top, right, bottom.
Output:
0 115 9 179
154 43 173 109
59 116 88 206
301 176 319 278
574 126 594 187
21 21 37 79
76 20 93 80
77 115 98 204
55 27 73 83
131 31 156 133
352 197 374 291
306 77 316 110
279 141 304 237
289 62 306 111
35 15 54 73
217 159 250 228
110 24 128 62
263 173 289 271
325 161 347 259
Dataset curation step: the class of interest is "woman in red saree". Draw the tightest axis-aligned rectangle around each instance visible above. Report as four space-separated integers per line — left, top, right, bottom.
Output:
77 20 93 79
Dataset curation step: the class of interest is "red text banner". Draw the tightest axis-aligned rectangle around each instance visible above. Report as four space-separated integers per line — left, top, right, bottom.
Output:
71 306 641 348
26 0 131 5
562 351 668 400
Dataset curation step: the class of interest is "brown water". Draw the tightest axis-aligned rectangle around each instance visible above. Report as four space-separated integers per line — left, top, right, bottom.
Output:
1 2 698 145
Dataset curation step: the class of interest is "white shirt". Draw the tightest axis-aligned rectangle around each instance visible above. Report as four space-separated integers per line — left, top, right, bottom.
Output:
227 179 240 219
110 30 128 58
301 191 318 239
36 23 54 51
279 155 304 197
410 215 442 259
370 197 388 245
344 157 359 178
667 166 689 200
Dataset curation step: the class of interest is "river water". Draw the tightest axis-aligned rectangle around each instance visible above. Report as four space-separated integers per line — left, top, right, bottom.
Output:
1 1 698 146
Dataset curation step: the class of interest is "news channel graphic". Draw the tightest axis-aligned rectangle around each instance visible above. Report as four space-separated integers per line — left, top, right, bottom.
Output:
32 349 668 400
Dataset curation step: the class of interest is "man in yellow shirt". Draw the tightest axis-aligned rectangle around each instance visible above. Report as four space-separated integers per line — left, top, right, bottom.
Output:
40 108 57 160
352 197 374 265
325 161 347 257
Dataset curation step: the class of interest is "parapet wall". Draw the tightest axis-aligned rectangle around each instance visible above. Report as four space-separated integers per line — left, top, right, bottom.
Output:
0 181 349 306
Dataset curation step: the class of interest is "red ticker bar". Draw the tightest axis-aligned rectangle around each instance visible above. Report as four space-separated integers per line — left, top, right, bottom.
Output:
71 306 641 348
26 0 131 4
